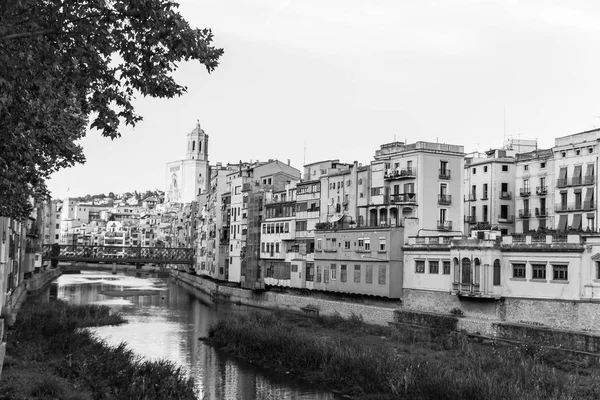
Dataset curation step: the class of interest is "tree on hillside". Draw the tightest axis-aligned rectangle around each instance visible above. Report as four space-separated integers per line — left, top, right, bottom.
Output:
0 0 223 220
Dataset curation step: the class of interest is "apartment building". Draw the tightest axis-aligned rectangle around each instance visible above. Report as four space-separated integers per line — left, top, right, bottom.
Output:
514 149 554 233
553 129 598 232
366 141 464 233
463 149 516 235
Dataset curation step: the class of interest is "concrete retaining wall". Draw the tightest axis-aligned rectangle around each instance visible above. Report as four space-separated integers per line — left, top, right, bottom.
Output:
172 271 397 325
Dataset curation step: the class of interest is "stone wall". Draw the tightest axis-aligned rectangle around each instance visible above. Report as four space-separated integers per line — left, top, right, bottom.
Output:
402 288 503 320
172 271 397 325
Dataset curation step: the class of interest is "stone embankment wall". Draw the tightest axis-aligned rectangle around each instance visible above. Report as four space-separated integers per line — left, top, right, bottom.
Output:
172 271 397 325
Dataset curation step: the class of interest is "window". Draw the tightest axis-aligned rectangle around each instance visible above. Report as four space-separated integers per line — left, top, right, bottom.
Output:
366 265 373 284
484 166 488 172
472 167 476 174
358 238 364 249
429 261 439 274
482 183 488 199
306 263 314 281
234 186 241 195
371 187 383 196
316 266 322 283
379 237 386 251
330 264 337 280
577 149 581 156
524 164 529 171
500 205 508 220
56 223 59 229
340 265 347 282
541 162 546 168
323 267 329 283
316 239 322 250
562 152 566 158
295 220 307 231
344 241 350 250
378 265 387 284
416 260 425 273
553 265 568 281
443 261 450 274
513 263 526 278
291 264 298 273
502 165 509 172
261 243 265 253
284 223 289 233
364 239 371 251
482 205 488 222
532 264 546 280
354 265 361 283
275 243 280 253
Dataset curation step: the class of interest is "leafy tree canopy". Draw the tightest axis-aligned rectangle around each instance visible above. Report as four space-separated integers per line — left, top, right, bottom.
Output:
0 0 223 220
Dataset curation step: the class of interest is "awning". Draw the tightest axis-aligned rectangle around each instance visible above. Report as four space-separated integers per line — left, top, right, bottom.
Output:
557 215 568 231
559 167 567 180
588 213 595 219
572 214 582 230
585 188 594 201
573 165 582 178
587 164 594 177
592 252 600 261
328 214 344 223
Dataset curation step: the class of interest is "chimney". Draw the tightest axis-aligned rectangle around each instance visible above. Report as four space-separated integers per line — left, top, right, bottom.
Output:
287 159 290 166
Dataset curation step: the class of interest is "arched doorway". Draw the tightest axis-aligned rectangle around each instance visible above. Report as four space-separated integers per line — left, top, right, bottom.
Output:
379 208 388 226
461 257 471 284
369 209 378 227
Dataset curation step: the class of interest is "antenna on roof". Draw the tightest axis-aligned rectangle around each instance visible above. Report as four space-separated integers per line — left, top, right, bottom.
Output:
303 141 307 166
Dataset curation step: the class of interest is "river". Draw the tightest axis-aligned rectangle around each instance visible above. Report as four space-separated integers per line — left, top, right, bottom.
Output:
42 270 337 400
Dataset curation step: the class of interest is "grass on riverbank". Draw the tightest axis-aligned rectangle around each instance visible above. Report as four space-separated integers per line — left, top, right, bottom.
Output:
207 310 600 400
0 300 196 400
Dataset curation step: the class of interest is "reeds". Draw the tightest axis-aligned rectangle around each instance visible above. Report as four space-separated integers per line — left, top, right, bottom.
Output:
3 300 196 399
207 311 600 399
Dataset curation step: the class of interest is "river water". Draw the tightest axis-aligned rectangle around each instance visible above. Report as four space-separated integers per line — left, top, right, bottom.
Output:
43 270 336 400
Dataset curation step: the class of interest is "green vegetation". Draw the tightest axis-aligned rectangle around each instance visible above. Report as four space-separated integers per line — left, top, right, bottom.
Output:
207 310 600 400
0 300 196 400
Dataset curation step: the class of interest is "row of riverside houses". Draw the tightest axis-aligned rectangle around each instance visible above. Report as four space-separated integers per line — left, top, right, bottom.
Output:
193 126 600 331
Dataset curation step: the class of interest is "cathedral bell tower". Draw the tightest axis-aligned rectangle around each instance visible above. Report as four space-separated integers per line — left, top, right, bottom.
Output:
186 120 209 161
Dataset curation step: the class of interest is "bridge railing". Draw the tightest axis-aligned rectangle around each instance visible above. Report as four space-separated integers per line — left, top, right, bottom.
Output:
41 244 195 264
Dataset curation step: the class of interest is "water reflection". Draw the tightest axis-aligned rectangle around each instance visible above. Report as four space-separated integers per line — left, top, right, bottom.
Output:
48 271 335 400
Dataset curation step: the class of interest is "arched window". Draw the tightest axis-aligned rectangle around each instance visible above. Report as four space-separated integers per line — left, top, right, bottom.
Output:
199 140 202 152
493 259 501 285
473 258 480 285
461 258 471 284
192 140 195 151
453 257 459 283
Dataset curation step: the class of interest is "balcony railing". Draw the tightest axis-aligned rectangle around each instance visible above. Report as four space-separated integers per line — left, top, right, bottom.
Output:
481 193 489 200
535 208 548 217
557 179 568 188
497 215 515 222
519 188 531 197
555 202 583 212
438 194 452 205
584 175 595 185
499 191 512 200
536 186 547 195
518 209 531 218
464 215 476 223
466 194 477 201
391 193 417 204
437 220 453 231
451 282 481 295
584 200 596 211
384 168 416 180
439 169 451 179
571 177 582 186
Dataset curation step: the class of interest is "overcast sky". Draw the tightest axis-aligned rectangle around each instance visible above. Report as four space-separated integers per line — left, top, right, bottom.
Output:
48 0 600 199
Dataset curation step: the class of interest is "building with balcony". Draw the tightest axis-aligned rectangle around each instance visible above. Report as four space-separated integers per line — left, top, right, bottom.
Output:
553 129 598 232
463 148 518 235
367 141 465 234
514 149 554 233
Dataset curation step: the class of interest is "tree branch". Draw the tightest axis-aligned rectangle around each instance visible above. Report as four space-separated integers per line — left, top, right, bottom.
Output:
1 28 60 41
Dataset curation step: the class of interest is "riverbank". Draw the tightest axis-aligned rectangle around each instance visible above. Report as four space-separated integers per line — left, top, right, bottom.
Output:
206 309 600 399
0 300 197 400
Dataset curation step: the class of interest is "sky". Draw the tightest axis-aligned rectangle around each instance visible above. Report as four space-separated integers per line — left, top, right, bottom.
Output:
48 0 600 199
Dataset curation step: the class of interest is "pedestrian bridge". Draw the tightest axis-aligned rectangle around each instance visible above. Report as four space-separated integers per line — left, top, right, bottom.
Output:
41 245 195 265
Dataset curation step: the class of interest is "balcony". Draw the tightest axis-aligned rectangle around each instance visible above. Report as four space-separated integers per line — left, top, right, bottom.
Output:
584 200 596 211
499 191 512 200
518 209 531 218
519 188 531 197
439 169 451 180
465 194 477 202
481 193 489 200
497 215 515 223
536 186 547 195
391 193 417 204
464 215 476 223
555 202 583 212
571 177 582 186
535 208 548 217
584 175 595 185
438 194 452 205
451 282 481 295
557 179 568 188
437 220 453 231
384 168 416 180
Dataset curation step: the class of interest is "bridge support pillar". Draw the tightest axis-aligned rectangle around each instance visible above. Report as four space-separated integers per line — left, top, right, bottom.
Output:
112 262 117 275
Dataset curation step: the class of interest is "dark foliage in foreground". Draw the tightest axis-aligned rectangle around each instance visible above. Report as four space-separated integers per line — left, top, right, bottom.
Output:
207 311 600 400
1 300 196 399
